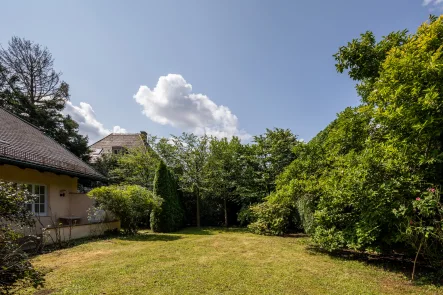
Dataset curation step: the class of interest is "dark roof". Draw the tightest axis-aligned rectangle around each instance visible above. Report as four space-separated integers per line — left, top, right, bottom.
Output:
0 108 106 181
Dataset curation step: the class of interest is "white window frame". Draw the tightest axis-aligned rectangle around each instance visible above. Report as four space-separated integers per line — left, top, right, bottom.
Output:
24 184 48 216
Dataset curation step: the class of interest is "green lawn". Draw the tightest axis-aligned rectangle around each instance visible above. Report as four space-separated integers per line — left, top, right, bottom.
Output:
19 228 442 295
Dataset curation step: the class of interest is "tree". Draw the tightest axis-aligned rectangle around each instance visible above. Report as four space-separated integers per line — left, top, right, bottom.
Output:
252 17 443 277
334 29 408 102
150 161 184 232
150 136 184 178
0 37 89 159
206 137 243 227
253 128 299 196
171 133 210 227
109 146 160 189
55 115 90 161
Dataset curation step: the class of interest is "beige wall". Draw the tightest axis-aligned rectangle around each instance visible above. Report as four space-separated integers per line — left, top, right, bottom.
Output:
69 192 94 222
0 164 93 230
43 221 120 244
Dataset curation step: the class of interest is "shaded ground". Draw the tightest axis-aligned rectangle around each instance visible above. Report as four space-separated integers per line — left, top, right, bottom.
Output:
17 228 443 295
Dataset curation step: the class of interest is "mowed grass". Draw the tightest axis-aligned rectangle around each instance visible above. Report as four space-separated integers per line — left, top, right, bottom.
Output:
19 228 442 295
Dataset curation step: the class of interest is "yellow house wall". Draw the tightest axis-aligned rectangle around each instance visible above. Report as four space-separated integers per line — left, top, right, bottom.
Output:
0 164 90 230
68 192 94 222
44 221 121 244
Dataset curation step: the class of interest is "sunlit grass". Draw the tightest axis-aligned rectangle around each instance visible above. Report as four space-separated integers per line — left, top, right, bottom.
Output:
18 228 442 295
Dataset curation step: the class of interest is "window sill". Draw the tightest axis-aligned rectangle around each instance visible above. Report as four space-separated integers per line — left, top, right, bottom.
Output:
34 214 48 217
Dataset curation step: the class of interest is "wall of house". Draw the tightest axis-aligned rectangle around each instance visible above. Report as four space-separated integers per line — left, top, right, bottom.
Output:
43 220 121 244
0 164 93 231
69 192 94 222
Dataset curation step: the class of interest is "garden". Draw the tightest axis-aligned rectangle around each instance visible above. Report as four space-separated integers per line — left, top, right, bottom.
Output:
14 229 443 295
2 15 443 295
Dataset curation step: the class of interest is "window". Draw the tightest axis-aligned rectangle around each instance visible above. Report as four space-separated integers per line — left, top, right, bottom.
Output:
24 184 47 216
112 146 126 154
91 148 103 155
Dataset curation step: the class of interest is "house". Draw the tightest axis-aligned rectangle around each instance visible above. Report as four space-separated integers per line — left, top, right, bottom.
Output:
0 108 120 242
89 132 147 162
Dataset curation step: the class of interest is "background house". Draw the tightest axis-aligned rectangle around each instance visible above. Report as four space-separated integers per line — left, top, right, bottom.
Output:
0 108 119 241
89 132 148 162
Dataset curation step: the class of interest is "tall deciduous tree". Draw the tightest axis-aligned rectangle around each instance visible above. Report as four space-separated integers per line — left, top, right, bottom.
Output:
206 136 243 227
253 128 299 196
0 37 89 160
171 133 210 227
109 146 160 189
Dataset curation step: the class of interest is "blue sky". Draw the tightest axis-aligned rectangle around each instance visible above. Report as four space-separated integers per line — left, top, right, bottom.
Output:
0 1 439 143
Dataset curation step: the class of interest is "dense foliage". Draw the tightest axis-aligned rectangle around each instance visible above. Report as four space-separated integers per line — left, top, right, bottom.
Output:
150 161 185 232
88 185 162 234
248 202 291 236
0 182 43 293
250 16 443 275
206 137 244 227
97 128 298 228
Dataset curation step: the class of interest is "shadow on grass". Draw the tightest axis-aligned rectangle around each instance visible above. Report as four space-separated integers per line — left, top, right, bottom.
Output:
176 227 213 235
28 232 181 256
26 234 122 256
177 227 249 235
29 227 249 255
306 245 443 286
284 233 309 239
117 233 182 242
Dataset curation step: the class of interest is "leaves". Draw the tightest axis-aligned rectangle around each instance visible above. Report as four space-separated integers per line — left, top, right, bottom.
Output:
88 185 161 234
0 182 44 292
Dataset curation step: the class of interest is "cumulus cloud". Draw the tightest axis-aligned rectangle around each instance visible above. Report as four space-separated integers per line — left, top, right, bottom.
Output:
64 101 127 143
423 0 443 9
134 74 250 140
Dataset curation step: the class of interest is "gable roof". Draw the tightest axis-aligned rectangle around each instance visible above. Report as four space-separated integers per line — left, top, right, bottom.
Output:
89 133 145 150
0 108 106 181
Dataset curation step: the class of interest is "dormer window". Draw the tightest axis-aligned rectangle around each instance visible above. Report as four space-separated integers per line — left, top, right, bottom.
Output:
112 146 125 154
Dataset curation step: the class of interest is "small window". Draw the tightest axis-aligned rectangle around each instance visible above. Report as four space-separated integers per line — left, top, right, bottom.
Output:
24 184 47 216
112 146 125 154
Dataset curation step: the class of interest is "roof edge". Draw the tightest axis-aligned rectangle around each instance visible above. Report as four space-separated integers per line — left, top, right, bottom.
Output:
0 157 107 181
0 107 106 180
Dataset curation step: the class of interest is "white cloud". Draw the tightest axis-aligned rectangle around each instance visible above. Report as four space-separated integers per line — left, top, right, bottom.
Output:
423 0 443 9
64 101 127 143
134 74 250 140
113 126 127 133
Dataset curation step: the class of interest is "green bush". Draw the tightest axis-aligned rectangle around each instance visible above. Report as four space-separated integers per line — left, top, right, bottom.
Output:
237 206 256 226
88 185 161 234
394 187 443 270
0 181 44 293
248 202 291 236
150 161 184 232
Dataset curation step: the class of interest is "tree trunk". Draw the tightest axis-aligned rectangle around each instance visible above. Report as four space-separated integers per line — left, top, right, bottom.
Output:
224 197 228 227
196 190 201 228
412 239 423 281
